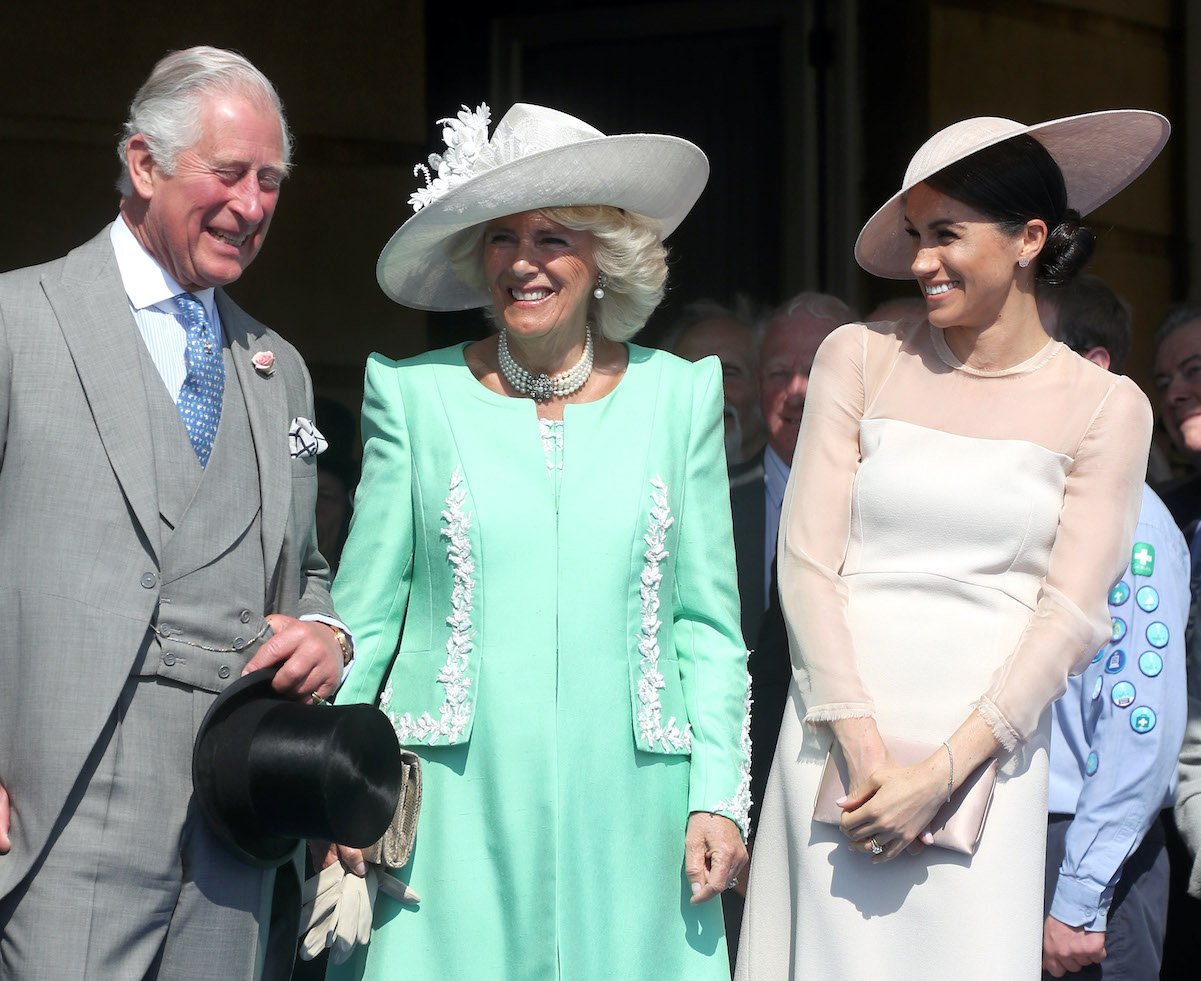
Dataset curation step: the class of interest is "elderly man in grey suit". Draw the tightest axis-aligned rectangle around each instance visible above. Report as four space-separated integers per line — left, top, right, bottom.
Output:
0 47 347 979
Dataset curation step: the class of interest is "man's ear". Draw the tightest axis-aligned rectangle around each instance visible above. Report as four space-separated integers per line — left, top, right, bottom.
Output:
125 134 157 200
1081 345 1112 372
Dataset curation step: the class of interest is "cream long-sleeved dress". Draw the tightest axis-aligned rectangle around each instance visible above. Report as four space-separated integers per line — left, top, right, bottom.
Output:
735 320 1151 980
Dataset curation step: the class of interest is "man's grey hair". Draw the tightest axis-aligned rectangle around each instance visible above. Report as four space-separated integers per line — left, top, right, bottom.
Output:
662 297 758 354
769 290 858 328
116 46 292 196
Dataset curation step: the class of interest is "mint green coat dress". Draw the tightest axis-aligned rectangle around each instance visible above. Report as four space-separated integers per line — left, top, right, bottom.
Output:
328 343 750 981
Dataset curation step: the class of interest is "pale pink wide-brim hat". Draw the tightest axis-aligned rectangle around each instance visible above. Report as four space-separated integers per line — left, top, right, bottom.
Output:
855 109 1170 280
376 102 710 310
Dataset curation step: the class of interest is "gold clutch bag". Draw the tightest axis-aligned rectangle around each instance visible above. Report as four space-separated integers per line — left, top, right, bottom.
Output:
360 747 422 869
812 736 998 856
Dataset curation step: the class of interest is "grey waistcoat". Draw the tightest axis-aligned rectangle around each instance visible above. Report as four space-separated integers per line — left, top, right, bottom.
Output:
132 339 269 692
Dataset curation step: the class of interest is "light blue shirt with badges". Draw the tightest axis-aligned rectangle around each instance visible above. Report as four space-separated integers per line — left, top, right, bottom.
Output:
1047 483 1190 930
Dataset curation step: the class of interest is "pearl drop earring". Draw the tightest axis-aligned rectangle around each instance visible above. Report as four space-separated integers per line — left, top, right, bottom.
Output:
593 273 607 300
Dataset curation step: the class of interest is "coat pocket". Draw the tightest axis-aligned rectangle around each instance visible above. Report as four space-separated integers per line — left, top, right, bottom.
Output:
629 642 692 756
378 647 480 747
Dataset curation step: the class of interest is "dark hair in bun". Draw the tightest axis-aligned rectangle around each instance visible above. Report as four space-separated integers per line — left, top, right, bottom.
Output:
925 133 1094 285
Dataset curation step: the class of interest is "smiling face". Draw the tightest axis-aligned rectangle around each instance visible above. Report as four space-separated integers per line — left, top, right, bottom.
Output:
482 211 596 343
904 182 1029 331
759 311 840 462
123 91 286 291
1154 318 1201 457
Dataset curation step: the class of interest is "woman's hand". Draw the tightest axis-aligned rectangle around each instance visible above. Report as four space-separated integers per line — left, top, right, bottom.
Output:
831 716 889 795
310 839 367 877
838 756 946 861
684 812 748 904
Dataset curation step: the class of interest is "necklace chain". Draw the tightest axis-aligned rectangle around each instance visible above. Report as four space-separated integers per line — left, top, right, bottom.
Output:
497 324 595 403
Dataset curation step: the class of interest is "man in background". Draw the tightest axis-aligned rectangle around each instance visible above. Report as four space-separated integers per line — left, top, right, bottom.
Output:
1038 276 1189 979
668 298 765 469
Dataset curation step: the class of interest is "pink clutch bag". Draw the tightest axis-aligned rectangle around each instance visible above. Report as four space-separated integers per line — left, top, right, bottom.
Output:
812 736 998 856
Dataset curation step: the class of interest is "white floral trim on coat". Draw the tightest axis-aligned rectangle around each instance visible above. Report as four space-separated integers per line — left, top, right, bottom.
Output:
636 477 692 753
712 663 753 839
382 468 475 744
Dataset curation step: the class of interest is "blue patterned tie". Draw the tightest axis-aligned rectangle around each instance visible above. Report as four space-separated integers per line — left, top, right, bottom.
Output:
172 293 224 467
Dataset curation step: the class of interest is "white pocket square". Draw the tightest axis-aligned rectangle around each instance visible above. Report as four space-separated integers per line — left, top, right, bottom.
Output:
289 417 328 458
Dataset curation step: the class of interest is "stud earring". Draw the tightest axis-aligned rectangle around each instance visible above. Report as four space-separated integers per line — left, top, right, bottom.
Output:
593 273 607 300
1018 256 1030 269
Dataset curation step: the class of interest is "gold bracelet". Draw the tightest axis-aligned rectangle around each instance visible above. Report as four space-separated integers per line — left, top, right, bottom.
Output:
942 740 954 802
329 625 352 665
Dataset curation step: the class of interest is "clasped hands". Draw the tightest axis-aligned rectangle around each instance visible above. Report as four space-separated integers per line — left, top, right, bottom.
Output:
834 722 946 863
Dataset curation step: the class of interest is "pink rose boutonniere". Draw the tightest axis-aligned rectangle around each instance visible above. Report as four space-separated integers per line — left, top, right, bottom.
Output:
252 351 276 376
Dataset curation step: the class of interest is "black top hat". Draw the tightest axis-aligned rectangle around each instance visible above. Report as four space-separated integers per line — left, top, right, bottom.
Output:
192 668 402 869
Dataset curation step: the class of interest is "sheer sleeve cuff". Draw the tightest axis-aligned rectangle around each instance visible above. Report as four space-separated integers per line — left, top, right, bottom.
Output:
972 697 1021 752
803 702 876 726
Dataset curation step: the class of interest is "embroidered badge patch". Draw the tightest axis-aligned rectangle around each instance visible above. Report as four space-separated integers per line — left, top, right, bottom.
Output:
1130 706 1157 734
1111 617 1127 643
1131 543 1155 577
1136 586 1160 613
1111 681 1136 708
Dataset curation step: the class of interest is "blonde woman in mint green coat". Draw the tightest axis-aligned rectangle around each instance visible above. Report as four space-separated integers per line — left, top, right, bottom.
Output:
319 103 750 980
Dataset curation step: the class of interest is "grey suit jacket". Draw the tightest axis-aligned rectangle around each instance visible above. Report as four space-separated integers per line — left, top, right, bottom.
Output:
0 229 335 899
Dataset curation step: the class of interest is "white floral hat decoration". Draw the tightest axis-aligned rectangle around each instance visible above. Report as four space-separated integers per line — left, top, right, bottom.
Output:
855 109 1170 279
376 102 710 310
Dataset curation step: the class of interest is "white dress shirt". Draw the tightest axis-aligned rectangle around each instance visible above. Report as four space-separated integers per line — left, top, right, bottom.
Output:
109 217 223 401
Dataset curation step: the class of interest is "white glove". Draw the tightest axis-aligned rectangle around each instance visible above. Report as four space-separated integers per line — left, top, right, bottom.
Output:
298 863 419 963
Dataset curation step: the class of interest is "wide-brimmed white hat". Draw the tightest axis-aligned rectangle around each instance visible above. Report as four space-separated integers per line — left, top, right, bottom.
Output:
376 102 710 310
855 109 1170 279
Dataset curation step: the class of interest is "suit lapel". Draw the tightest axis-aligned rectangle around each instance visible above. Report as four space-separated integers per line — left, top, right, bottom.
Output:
45 232 161 562
219 292 289 574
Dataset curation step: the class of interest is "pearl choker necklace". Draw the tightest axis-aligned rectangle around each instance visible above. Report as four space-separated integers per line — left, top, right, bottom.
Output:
497 324 594 403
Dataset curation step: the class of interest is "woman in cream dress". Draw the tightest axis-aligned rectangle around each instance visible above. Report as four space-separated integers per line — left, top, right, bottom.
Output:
736 111 1169 978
